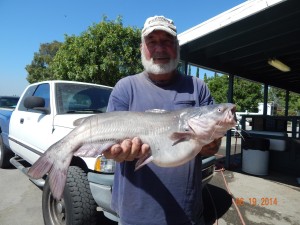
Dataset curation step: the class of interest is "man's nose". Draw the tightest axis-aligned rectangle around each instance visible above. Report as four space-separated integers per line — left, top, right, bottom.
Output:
153 42 166 51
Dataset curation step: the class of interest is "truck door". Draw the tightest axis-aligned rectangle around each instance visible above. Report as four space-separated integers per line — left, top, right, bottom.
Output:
9 83 54 163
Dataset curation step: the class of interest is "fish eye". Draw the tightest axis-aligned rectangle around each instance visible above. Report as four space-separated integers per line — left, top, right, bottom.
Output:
217 107 222 112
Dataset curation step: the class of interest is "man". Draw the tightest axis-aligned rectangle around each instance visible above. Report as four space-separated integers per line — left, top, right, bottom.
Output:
103 15 221 225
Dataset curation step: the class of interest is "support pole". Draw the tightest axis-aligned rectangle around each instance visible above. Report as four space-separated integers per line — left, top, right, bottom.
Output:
263 84 268 116
225 74 234 168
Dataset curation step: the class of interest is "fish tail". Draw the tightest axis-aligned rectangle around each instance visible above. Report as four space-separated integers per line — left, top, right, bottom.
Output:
27 152 54 179
47 142 73 200
28 141 73 200
48 163 68 200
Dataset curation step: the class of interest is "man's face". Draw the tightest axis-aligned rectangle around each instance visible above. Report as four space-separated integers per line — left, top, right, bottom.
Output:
141 30 179 75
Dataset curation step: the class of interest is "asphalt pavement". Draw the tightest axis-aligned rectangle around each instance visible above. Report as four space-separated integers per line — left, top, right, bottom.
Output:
204 137 300 225
0 166 44 225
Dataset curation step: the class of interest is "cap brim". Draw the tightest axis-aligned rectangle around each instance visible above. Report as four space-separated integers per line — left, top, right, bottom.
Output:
143 26 177 37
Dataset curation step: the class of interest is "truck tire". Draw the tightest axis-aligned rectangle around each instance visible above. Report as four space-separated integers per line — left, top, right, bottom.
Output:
42 166 98 225
0 133 13 168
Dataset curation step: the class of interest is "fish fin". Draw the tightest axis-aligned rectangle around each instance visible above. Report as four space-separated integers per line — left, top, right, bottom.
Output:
28 141 74 200
145 109 169 113
48 165 68 200
74 141 118 157
135 154 153 171
74 144 98 157
28 153 54 179
73 116 92 126
170 132 194 145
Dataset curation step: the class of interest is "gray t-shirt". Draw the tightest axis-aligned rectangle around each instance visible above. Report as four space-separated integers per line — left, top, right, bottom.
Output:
107 71 214 225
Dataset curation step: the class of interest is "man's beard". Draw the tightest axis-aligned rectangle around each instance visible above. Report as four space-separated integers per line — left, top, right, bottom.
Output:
141 47 179 75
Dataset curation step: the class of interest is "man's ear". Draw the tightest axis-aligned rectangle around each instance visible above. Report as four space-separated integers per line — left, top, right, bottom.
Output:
140 43 143 51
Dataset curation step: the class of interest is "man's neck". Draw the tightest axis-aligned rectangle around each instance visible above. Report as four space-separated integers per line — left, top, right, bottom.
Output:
147 70 178 86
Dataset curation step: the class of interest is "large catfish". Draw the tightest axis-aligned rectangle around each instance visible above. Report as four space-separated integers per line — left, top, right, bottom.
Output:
28 103 236 199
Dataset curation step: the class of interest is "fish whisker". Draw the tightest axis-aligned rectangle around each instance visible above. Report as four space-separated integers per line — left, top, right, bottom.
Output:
209 116 224 140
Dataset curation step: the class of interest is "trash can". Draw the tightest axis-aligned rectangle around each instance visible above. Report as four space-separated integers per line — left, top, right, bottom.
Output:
242 137 270 176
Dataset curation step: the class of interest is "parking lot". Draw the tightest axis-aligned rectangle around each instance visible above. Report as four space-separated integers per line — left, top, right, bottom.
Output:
0 167 44 225
0 166 116 225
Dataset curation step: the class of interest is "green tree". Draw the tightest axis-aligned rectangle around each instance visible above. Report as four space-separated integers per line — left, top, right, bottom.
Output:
268 87 286 115
50 16 143 86
206 74 228 104
289 92 300 116
206 74 263 112
268 87 300 116
25 41 62 83
233 77 263 112
203 73 208 82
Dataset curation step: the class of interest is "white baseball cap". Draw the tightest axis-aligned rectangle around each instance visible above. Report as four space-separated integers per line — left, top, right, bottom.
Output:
142 16 177 37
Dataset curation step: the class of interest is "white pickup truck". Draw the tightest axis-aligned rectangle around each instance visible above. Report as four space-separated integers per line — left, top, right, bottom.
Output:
0 80 216 225
0 80 119 225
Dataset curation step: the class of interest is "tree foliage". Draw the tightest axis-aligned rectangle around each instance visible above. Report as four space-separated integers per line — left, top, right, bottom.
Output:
25 41 62 83
205 74 263 112
268 87 300 116
50 16 143 86
233 77 263 112
289 92 300 115
205 73 300 115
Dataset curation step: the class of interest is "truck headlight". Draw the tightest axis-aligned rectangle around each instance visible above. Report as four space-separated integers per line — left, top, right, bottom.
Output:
94 155 116 173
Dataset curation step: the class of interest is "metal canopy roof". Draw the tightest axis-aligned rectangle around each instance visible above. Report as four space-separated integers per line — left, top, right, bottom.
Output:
179 0 300 94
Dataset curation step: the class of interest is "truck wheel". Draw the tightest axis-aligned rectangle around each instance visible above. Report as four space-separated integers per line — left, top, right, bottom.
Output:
0 133 13 168
42 166 98 225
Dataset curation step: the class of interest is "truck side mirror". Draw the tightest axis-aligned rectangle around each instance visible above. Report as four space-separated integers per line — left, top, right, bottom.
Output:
24 96 50 114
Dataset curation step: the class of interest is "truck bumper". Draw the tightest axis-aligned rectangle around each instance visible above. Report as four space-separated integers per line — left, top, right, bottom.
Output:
87 172 119 221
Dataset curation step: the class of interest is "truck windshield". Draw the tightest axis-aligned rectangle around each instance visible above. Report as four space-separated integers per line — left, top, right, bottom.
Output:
55 83 112 114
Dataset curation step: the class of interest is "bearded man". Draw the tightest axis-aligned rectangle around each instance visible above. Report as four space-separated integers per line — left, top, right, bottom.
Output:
104 16 221 225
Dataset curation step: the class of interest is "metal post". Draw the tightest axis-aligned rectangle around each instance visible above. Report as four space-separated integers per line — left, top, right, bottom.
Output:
263 84 269 130
263 84 268 116
225 74 234 168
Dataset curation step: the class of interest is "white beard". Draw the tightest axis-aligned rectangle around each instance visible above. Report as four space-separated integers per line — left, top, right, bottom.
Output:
141 47 179 75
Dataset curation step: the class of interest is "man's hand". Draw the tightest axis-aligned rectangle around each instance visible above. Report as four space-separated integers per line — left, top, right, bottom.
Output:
200 138 222 156
102 137 150 162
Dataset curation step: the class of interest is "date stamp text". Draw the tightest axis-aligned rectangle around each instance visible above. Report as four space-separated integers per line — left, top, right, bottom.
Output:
235 197 278 206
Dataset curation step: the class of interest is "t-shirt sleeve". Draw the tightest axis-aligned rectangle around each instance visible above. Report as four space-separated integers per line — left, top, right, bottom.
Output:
107 78 130 112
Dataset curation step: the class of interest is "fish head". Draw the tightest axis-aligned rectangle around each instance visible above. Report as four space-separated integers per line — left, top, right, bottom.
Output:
187 103 237 140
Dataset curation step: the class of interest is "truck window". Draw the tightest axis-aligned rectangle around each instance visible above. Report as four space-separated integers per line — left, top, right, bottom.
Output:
55 83 112 114
18 83 50 112
33 84 50 108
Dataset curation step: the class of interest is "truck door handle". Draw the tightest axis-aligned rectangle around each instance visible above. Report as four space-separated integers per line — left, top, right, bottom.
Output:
20 118 24 124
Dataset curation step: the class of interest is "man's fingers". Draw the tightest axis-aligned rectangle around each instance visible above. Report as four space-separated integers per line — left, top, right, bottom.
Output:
103 138 150 162
129 137 142 160
102 144 122 159
112 139 131 162
138 143 150 158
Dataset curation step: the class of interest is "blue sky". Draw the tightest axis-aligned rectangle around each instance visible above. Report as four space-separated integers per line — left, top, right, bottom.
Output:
0 0 246 96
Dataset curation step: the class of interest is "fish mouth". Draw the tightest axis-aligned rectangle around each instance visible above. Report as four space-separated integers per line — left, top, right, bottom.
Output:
224 104 237 128
229 104 237 125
